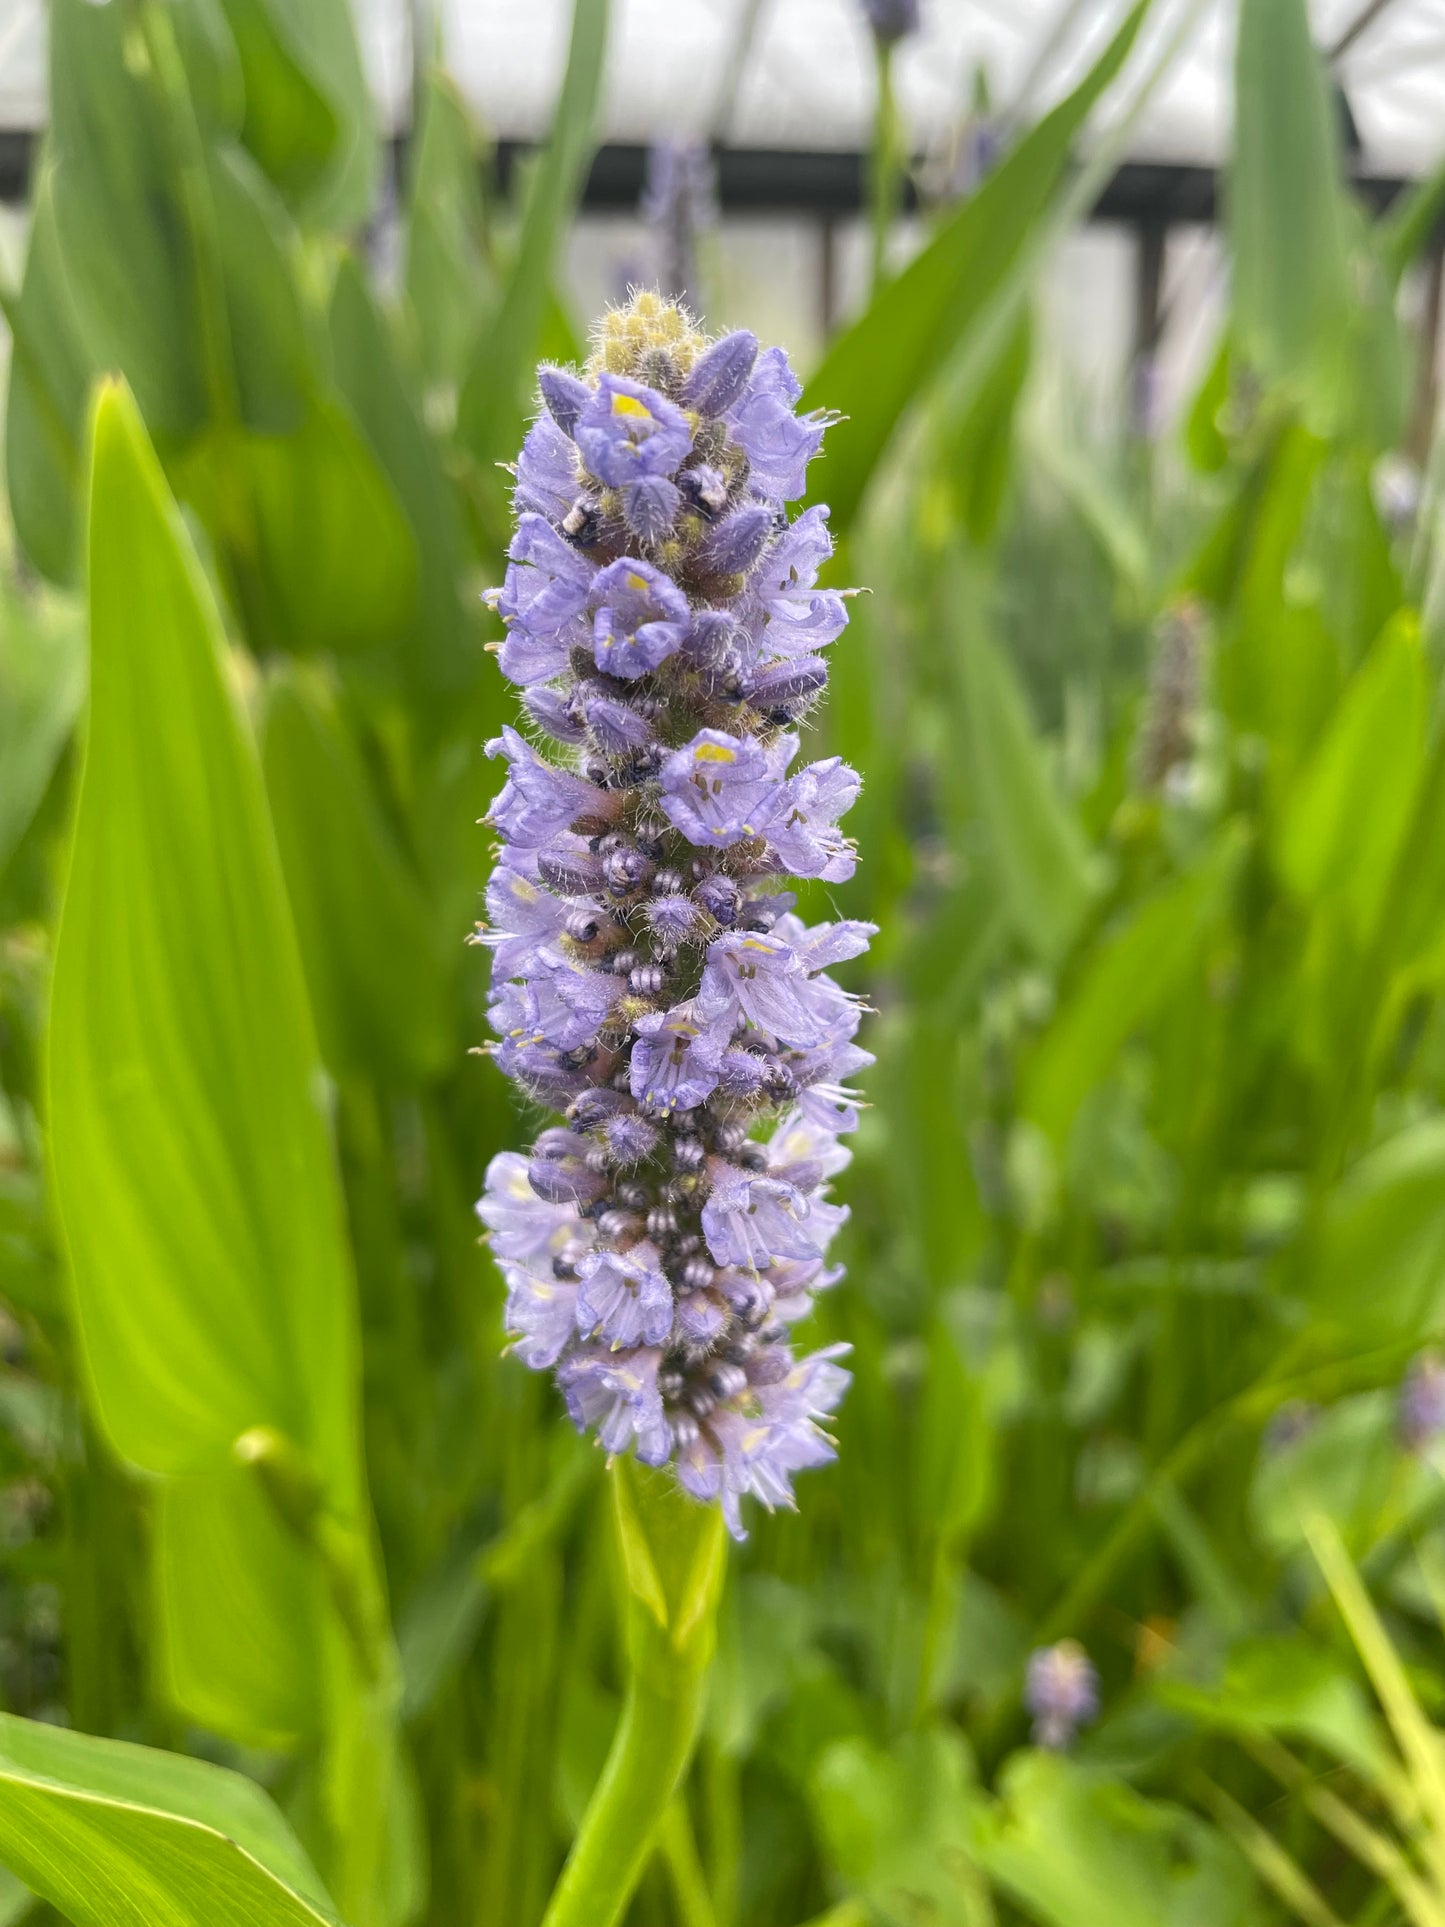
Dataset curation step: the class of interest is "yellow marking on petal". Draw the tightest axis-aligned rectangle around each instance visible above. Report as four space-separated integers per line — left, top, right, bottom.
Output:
693 742 737 765
739 937 775 953
611 392 653 421
625 571 650 592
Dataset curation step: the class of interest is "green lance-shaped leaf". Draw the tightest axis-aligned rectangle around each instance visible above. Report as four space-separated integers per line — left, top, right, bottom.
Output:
261 663 453 1084
1273 612 1426 944
0 1712 342 1927
403 73 499 394
47 383 374 1748
540 1460 726 1927
972 1751 1260 1927
0 586 85 884
456 0 610 532
215 0 341 208
955 616 1104 965
1229 0 1352 429
802 0 1147 534
1 164 93 586
1306 1119 1445 1348
1021 832 1243 1146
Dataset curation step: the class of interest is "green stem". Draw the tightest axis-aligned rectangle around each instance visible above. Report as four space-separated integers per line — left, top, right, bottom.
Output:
869 40 901 295
541 1641 712 1927
657 1795 719 1927
540 1459 726 1927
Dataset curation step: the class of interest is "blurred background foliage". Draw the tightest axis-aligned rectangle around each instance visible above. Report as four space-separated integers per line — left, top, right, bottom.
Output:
10 0 1445 1922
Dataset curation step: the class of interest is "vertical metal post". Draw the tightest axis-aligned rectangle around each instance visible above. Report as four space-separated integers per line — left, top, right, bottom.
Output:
1130 217 1167 439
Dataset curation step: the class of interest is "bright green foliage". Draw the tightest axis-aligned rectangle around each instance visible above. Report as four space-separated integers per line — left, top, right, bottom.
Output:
0 1713 339 1927
9 0 1445 1923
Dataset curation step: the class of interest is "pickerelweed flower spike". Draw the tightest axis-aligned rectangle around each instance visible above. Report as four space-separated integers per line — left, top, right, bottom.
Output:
476 292 869 1541
861 0 921 45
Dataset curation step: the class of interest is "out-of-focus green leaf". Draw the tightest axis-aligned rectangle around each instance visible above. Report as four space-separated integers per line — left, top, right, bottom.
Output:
217 0 340 205
973 1751 1258 1927
404 74 496 393
0 591 85 881
50 381 362 1496
457 0 610 530
1184 337 1231 474
2 167 93 586
1229 0 1350 427
0 1868 31 1927
48 0 206 438
262 665 451 1082
0 1712 340 1927
955 615 1102 964
1274 613 1425 941
809 1728 989 1927
328 256 480 707
207 145 313 437
802 0 1147 532
262 0 376 230
1022 834 1239 1145
1310 1122 1445 1345
1379 152 1445 285
180 400 417 657
1158 1636 1399 1797
155 1469 329 1751
942 314 1032 547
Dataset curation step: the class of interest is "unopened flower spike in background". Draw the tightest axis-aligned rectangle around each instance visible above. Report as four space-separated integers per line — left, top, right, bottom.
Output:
476 292 871 1540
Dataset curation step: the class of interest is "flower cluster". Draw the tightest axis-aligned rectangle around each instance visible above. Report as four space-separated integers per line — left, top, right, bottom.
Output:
476 292 870 1539
641 140 717 315
861 0 921 45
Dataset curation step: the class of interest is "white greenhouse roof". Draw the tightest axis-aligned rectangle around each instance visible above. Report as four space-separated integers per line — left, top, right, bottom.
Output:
2 0 1444 177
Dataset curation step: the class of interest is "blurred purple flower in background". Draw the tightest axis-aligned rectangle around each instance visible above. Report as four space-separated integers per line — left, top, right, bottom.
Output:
477 293 868 1538
861 0 921 46
1025 1640 1100 1749
1399 1352 1445 1453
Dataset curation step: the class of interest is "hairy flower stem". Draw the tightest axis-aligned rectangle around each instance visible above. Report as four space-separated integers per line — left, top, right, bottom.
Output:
869 42 902 294
541 1460 725 1927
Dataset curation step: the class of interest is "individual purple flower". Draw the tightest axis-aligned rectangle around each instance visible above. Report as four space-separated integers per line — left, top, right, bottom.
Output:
575 375 693 487
1399 1353 1445 1452
1025 1641 1099 1750
659 729 789 847
726 347 830 504
477 292 869 1539
591 558 691 677
576 1243 674 1349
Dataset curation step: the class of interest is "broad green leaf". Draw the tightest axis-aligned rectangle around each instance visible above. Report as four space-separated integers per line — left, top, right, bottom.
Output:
403 73 497 393
328 255 481 708
1 166 93 585
1274 613 1426 941
809 1729 990 1927
180 400 418 658
261 664 452 1083
457 0 610 529
0 588 85 881
155 1470 329 1750
1022 835 1240 1144
48 0 206 438
0 1711 340 1927
254 0 376 230
802 0 1147 532
973 1752 1258 1927
216 0 341 205
1229 0 1351 427
0 1867 31 1927
941 313 1032 548
1157 1636 1398 1798
48 0 315 442
49 380 361 1498
955 616 1102 964
1309 1121 1445 1345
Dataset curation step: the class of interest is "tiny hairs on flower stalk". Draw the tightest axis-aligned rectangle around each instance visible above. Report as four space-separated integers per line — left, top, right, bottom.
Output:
475 292 870 1540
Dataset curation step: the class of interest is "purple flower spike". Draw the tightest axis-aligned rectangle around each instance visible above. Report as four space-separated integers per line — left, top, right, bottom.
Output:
477 292 868 1540
1025 1642 1100 1750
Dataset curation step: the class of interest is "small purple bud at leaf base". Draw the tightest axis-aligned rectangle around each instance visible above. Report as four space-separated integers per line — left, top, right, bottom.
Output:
539 365 593 437
698 504 773 577
682 329 759 417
